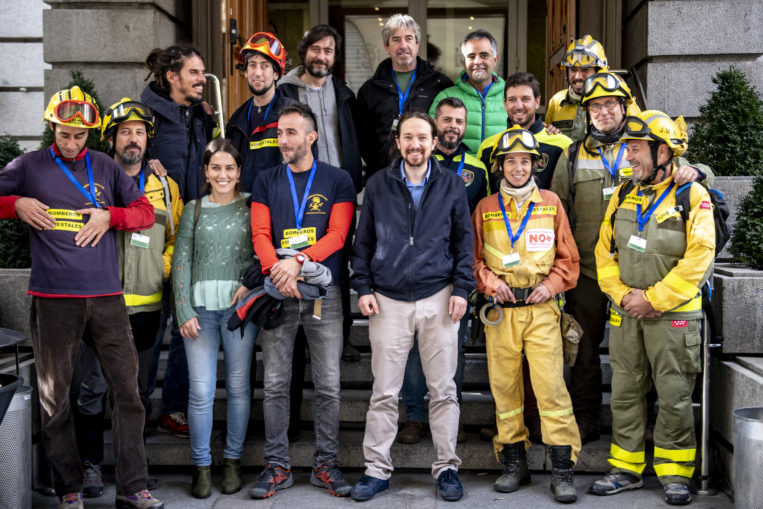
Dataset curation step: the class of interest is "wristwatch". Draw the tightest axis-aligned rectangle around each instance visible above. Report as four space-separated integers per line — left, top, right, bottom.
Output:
295 253 308 264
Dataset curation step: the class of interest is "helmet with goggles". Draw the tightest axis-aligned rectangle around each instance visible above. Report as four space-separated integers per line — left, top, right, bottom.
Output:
238 32 286 78
621 110 688 157
100 98 155 141
44 86 101 129
561 35 608 70
490 125 540 172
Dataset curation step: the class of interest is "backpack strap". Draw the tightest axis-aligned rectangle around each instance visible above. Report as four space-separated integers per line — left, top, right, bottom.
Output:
674 182 694 222
608 180 635 257
158 174 175 236
566 139 582 228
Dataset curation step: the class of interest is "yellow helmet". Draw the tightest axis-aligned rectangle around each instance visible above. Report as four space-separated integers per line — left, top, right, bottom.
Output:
44 86 101 129
101 98 155 141
580 72 633 105
621 110 688 157
561 35 608 70
490 125 540 172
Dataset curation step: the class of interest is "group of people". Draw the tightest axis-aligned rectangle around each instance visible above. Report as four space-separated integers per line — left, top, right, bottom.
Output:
0 12 716 509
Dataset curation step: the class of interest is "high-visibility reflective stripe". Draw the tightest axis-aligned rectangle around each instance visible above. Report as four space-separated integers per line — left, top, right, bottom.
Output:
598 265 620 281
483 243 505 259
670 296 701 313
538 407 574 417
654 463 695 479
124 291 162 307
654 447 696 462
663 272 699 299
611 443 645 463
608 458 646 474
496 406 524 419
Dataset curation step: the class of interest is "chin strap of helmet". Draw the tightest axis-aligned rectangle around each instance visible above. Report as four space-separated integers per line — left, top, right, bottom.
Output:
641 141 671 185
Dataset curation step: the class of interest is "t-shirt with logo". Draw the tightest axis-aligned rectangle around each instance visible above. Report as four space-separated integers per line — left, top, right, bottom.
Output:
251 160 356 284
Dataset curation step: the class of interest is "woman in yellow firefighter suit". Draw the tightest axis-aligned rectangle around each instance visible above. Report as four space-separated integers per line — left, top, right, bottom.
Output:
472 125 581 504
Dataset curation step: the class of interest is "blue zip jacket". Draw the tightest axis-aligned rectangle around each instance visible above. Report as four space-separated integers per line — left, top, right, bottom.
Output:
351 156 474 302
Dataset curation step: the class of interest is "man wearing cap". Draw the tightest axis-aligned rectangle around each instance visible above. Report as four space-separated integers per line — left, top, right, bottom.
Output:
0 87 162 509
228 32 298 192
248 102 356 499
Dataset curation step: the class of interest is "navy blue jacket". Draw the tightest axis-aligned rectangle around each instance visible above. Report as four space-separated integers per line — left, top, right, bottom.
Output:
279 75 363 193
141 82 213 203
351 157 474 302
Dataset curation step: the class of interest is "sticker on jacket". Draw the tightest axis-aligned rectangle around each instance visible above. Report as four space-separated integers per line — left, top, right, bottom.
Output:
609 309 621 327
280 227 317 248
672 320 688 328
525 229 554 252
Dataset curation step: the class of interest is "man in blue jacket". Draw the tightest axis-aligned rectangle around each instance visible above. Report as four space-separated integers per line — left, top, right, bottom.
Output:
350 111 474 502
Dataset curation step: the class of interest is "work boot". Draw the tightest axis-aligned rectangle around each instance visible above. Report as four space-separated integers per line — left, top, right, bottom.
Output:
663 483 692 505
221 458 242 495
550 445 577 503
397 420 425 444
191 465 212 499
494 442 531 492
82 461 103 498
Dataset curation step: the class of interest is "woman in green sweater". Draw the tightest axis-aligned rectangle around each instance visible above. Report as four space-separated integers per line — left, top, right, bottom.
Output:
172 139 256 498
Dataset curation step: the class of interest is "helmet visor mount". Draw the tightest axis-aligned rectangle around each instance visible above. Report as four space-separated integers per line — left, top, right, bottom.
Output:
55 100 99 127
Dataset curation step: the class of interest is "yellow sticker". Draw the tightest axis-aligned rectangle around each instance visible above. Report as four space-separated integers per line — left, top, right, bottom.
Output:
280 227 317 248
656 208 681 223
482 211 504 221
250 138 279 150
532 206 557 215
609 309 622 327
620 167 633 177
47 208 82 220
51 220 84 232
624 194 645 206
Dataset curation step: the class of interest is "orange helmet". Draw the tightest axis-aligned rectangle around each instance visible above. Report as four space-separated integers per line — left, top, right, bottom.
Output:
238 32 286 78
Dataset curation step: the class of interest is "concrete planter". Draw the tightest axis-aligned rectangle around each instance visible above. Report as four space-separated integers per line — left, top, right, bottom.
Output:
0 268 31 342
713 263 763 354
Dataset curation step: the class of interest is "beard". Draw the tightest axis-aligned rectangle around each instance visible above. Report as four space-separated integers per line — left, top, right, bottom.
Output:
281 144 309 166
116 144 144 166
248 82 274 96
438 129 462 151
305 61 333 78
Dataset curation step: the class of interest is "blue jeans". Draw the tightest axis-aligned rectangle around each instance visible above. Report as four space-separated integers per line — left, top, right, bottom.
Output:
184 306 258 466
401 310 468 422
147 291 190 415
258 287 343 468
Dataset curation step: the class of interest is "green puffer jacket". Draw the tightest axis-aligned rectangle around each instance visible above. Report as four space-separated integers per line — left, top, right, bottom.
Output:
429 71 507 155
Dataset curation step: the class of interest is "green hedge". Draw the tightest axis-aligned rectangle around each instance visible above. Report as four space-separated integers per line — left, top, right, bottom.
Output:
730 174 763 269
0 136 31 268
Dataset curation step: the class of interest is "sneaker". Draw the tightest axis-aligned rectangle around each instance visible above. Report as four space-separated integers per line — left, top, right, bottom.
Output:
115 489 164 509
248 463 294 499
664 482 692 505
82 461 103 498
351 474 389 502
590 472 644 495
438 469 464 501
397 420 426 444
157 412 189 438
58 492 83 509
156 412 191 438
310 462 352 497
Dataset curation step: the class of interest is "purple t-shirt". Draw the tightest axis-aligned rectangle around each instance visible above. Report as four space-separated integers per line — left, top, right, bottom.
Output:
0 147 143 296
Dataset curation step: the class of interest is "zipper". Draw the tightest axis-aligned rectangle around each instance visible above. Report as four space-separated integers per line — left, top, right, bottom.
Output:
481 99 486 142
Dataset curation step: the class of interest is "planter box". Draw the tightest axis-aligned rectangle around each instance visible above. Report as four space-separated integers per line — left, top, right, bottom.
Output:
713 176 754 261
713 263 763 354
0 268 31 342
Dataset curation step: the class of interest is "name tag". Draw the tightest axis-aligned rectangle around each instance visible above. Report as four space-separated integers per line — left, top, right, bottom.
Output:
609 309 622 327
656 207 681 223
502 252 520 268
130 232 150 249
602 186 617 201
289 234 309 249
624 194 645 206
627 234 647 252
620 167 633 177
280 227 317 249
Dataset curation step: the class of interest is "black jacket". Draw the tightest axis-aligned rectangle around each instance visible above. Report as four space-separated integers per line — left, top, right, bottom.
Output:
356 57 452 178
279 73 363 192
351 157 474 302
141 82 214 202
227 90 297 193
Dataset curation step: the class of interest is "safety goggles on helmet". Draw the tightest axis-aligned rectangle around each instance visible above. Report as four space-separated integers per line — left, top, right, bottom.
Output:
563 50 598 68
101 99 155 141
54 100 100 127
621 116 652 141
240 33 283 61
582 73 621 96
493 126 540 159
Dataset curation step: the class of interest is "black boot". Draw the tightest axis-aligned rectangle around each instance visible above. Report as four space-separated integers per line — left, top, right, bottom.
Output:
550 445 577 503
494 442 531 492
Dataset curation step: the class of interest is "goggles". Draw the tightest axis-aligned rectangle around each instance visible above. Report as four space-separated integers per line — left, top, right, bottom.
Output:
563 49 598 68
108 101 154 127
622 116 652 139
55 100 100 127
495 129 539 156
239 33 284 63
582 73 623 97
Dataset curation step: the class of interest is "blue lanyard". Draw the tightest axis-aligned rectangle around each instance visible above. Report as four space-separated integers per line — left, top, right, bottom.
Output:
286 160 318 230
138 167 145 193
247 95 276 134
50 147 101 209
456 155 465 176
498 192 535 249
392 68 417 115
636 183 674 232
597 144 627 180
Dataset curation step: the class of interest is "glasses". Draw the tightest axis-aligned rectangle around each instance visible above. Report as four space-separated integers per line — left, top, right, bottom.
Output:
55 100 100 127
496 129 538 154
108 101 153 126
563 50 597 67
587 99 621 114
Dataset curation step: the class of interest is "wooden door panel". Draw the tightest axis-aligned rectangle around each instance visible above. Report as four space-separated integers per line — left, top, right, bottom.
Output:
545 0 575 102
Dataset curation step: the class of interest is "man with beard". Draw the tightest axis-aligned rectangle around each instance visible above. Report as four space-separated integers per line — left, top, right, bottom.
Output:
350 111 473 502
550 72 709 445
357 14 452 178
248 102 356 499
228 32 297 192
429 30 507 154
478 72 572 194
71 99 183 498
396 97 487 445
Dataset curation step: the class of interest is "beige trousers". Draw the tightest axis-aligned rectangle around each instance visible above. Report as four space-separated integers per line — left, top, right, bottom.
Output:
362 285 462 480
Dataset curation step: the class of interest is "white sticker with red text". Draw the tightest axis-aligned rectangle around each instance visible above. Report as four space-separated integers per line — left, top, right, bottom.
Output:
525 229 555 252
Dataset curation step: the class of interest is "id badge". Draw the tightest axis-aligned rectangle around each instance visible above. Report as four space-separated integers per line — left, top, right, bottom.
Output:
627 234 647 252
391 117 400 133
602 186 617 201
502 252 520 268
289 234 309 249
130 232 150 249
